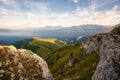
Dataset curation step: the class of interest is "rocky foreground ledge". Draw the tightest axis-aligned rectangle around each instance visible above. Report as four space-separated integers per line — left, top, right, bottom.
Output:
0 45 53 80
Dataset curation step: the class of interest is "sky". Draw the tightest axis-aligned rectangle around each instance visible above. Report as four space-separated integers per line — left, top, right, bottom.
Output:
0 0 120 29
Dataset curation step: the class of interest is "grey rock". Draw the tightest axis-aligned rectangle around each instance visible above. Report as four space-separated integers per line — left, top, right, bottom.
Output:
81 26 120 80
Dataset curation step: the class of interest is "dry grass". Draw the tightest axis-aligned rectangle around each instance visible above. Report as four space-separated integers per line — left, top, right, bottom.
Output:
33 37 57 44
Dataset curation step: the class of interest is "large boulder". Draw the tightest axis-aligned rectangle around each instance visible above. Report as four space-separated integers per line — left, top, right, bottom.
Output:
0 45 53 80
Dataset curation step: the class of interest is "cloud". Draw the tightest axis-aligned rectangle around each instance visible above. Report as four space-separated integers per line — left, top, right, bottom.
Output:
0 8 8 15
0 8 24 16
0 0 20 10
0 0 120 29
75 5 120 26
25 12 36 19
0 0 9 5
88 0 119 10
111 5 120 11
47 5 120 26
89 8 120 25
72 0 79 3
14 4 120 29
75 7 89 16
71 0 120 26
24 0 51 13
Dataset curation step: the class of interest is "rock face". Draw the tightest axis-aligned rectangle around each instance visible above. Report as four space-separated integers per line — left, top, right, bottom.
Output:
81 26 120 80
0 45 53 80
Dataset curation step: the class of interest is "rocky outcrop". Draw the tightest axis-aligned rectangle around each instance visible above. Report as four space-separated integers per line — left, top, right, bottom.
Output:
68 53 76 67
0 45 53 80
81 26 120 80
81 33 103 55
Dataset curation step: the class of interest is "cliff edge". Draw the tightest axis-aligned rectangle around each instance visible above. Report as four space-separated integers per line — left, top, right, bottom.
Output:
81 25 120 80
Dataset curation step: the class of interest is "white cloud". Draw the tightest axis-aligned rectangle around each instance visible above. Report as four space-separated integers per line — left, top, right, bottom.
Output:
111 5 120 11
89 0 119 11
24 1 51 13
48 5 120 26
0 0 19 10
0 0 9 5
0 0 120 29
72 0 79 3
25 12 36 19
76 7 89 16
0 8 8 15
12 5 120 29
89 9 120 25
0 8 24 16
76 5 120 26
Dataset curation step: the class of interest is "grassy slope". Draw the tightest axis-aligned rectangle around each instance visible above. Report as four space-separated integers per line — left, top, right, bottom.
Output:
46 43 99 80
14 37 99 80
14 37 66 58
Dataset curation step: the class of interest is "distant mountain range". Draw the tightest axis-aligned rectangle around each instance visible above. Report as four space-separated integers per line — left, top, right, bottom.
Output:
0 35 31 45
0 24 110 45
32 24 108 44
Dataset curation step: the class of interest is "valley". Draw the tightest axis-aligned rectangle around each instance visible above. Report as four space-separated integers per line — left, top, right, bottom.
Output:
13 37 99 79
13 37 66 58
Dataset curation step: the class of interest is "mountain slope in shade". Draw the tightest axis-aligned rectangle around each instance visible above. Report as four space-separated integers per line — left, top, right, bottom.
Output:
0 45 53 80
14 37 66 58
45 43 99 80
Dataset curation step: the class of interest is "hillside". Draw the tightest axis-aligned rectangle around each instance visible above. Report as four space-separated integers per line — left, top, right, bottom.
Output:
11 24 120 80
45 43 99 80
45 25 120 80
0 45 53 80
13 37 100 80
14 37 66 58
